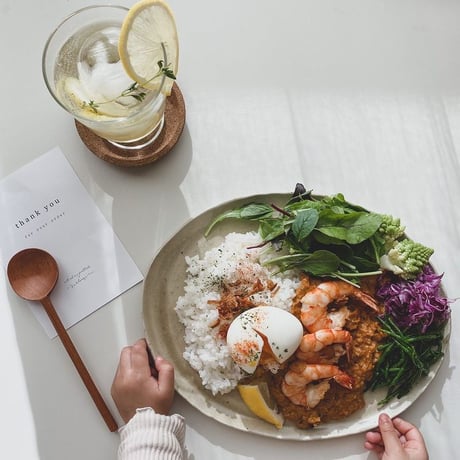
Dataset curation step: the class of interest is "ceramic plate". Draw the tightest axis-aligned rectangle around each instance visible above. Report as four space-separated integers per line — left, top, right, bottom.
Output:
143 193 449 440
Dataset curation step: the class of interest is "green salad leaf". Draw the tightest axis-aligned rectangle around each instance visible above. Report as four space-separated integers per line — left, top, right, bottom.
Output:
205 184 387 284
292 209 319 241
204 203 273 236
316 210 382 245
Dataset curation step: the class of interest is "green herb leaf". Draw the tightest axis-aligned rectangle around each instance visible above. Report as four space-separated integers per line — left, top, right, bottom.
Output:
131 92 146 102
311 229 349 246
204 186 386 283
298 250 341 275
240 203 274 219
317 210 382 244
292 208 319 241
162 68 176 79
258 218 285 242
285 199 323 214
205 203 273 236
81 60 176 112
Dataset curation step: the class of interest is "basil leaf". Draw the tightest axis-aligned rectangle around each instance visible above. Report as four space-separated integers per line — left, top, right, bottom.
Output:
285 200 323 213
292 209 319 241
299 250 341 275
317 210 382 244
259 218 285 241
323 193 368 213
204 186 387 284
205 203 273 236
312 230 349 246
348 255 380 271
345 213 382 244
239 203 273 219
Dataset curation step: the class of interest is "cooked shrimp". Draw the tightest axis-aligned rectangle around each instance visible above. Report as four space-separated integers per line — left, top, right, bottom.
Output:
299 329 352 353
281 361 353 407
281 380 331 408
296 328 352 363
300 280 378 332
284 361 354 389
296 343 347 364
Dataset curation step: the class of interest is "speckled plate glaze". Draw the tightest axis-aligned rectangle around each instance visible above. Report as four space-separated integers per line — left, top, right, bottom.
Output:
142 193 450 440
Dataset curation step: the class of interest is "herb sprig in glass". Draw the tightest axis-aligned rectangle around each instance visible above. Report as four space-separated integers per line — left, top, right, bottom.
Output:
81 60 176 114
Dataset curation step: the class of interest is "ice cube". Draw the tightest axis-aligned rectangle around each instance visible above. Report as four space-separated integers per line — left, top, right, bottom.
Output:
80 26 120 66
79 60 132 101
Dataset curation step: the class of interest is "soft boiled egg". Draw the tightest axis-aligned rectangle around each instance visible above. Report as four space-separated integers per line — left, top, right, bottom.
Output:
226 306 303 374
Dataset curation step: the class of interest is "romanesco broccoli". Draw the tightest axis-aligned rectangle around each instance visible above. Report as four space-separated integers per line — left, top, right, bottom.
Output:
377 214 406 251
379 239 434 279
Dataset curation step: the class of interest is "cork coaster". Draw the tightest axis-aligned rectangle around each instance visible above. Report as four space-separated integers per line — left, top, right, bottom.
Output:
75 83 185 167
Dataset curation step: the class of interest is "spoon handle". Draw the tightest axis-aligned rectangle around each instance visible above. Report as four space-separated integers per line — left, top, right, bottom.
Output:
41 296 118 432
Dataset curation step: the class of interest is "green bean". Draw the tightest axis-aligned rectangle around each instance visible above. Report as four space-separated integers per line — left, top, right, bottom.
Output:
368 316 446 406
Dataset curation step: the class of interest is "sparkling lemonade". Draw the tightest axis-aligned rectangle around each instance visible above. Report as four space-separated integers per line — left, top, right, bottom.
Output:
43 5 170 148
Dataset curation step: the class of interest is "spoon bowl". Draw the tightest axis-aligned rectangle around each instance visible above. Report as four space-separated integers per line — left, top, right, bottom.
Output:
7 248 59 301
7 248 118 432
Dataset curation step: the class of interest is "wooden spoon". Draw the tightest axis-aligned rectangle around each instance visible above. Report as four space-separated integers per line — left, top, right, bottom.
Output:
7 248 118 432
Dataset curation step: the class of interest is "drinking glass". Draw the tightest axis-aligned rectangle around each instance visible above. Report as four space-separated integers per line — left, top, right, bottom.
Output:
42 5 168 150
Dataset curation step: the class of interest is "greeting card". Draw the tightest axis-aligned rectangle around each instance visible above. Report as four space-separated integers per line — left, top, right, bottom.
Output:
0 147 143 337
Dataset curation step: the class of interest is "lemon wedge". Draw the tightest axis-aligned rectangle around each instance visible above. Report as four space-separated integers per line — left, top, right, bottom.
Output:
237 383 284 429
118 0 179 95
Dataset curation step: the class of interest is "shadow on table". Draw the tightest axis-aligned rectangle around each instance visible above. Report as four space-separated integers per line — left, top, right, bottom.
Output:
85 123 194 270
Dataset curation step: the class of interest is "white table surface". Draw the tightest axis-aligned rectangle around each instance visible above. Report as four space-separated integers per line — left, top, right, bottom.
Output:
1 0 459 458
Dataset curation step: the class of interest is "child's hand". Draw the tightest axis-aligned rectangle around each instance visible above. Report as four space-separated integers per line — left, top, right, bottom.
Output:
111 339 175 423
365 413 428 460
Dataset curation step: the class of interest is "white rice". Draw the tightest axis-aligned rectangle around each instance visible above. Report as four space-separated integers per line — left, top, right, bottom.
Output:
175 231 299 395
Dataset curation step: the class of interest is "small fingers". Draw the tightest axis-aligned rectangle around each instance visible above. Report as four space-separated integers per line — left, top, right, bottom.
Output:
155 356 175 402
117 339 147 368
156 356 175 389
129 339 152 375
365 430 383 445
364 440 384 456
114 344 136 382
392 417 413 430
378 413 405 454
364 428 384 457
392 417 421 439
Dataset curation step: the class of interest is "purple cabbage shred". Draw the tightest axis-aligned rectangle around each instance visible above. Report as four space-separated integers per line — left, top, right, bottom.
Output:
377 265 452 333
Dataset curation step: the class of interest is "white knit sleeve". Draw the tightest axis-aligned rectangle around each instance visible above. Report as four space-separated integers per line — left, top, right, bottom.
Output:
118 408 186 460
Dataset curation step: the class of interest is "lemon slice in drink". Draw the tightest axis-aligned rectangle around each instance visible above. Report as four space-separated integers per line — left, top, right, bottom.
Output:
118 0 179 95
237 383 284 429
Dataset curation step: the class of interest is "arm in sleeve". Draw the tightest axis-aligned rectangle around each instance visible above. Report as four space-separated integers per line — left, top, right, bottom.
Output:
118 408 186 460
